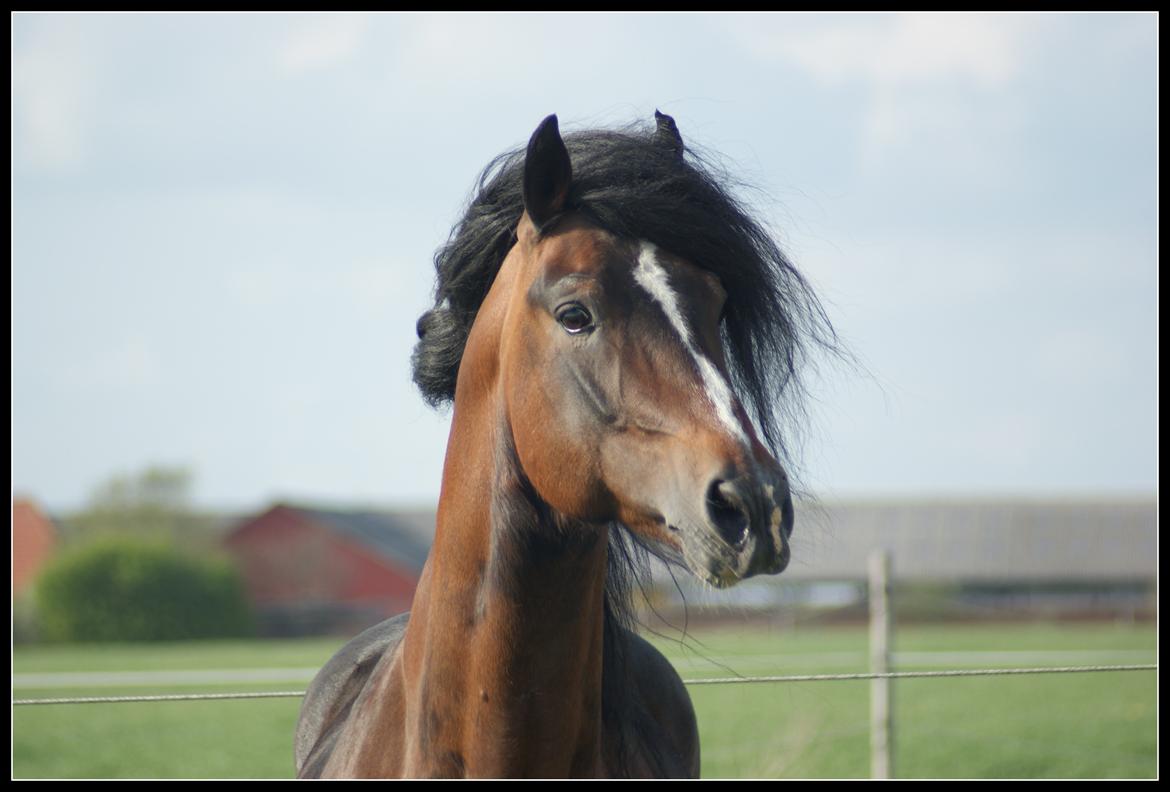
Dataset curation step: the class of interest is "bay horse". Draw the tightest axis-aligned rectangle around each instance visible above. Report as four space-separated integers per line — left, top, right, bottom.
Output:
294 112 837 778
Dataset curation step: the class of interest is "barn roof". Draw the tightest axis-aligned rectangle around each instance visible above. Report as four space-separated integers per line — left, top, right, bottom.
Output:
290 505 433 572
783 496 1157 582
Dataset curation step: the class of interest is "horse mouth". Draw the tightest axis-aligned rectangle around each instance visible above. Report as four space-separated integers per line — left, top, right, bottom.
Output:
677 523 790 588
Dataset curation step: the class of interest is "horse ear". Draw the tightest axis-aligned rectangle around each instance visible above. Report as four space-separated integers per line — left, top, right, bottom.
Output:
654 110 684 161
523 114 573 232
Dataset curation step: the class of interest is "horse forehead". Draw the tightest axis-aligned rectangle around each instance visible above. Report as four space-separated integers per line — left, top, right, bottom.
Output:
631 244 724 314
533 225 630 278
536 230 711 291
526 225 720 316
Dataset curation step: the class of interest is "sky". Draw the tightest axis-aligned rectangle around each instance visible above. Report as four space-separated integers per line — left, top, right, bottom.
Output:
11 12 1158 513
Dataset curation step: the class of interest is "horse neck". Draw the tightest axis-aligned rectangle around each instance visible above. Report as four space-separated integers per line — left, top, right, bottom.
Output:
401 393 611 777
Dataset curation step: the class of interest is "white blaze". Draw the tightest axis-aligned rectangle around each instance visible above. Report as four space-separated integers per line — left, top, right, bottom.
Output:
633 242 749 446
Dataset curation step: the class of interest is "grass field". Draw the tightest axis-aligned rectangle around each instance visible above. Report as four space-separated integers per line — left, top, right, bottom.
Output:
12 620 1157 779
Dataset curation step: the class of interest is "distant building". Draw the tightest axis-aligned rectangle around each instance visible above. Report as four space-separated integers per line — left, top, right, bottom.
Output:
223 496 1157 633
783 496 1157 582
668 496 1158 620
223 504 434 636
12 498 57 596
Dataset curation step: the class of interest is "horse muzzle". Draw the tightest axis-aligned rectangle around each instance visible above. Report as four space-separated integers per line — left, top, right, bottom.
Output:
671 469 794 588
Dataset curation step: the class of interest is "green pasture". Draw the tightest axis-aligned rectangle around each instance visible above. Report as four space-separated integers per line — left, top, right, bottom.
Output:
12 621 1157 779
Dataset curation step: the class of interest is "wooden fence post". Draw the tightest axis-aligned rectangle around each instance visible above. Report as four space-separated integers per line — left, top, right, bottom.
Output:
869 549 893 779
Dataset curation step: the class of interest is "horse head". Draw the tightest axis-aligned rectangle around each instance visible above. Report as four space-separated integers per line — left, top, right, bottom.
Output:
484 115 794 587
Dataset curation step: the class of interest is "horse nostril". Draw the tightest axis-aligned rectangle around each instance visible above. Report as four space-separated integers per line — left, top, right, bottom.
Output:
706 480 750 547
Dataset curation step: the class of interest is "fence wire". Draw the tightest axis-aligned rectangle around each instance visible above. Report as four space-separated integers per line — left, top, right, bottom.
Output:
12 663 1156 706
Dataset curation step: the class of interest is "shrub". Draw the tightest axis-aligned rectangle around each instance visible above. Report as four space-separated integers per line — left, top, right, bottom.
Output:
36 537 253 642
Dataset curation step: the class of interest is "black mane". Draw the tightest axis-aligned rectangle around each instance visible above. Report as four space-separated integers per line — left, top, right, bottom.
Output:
413 119 839 467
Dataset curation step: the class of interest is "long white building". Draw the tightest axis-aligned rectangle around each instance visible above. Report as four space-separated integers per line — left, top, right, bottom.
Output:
784 496 1157 582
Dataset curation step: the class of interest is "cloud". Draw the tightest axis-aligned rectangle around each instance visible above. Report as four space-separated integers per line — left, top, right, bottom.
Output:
386 14 549 87
276 13 370 74
733 13 1027 88
728 13 1036 158
55 336 161 393
12 17 100 171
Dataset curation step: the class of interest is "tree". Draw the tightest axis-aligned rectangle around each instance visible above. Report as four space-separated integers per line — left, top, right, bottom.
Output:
65 465 207 549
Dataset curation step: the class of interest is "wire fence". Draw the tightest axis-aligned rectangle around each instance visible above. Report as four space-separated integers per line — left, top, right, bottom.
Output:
12 663 1156 706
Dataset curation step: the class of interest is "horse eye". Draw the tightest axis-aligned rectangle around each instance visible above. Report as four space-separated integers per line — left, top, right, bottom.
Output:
556 304 593 334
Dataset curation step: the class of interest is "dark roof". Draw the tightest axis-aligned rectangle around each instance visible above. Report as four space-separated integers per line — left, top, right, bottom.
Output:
783 496 1157 582
293 505 433 572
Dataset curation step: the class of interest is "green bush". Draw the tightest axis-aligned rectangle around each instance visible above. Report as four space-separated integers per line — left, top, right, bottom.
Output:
36 537 253 642
13 593 41 644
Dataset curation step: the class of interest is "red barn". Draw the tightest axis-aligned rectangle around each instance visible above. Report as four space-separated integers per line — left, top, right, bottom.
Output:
224 503 434 636
13 498 58 596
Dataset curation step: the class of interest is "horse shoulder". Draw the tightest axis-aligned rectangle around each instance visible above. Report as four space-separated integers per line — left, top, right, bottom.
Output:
620 628 701 779
294 612 411 778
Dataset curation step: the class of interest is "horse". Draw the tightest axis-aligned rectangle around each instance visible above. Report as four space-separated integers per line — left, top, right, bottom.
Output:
293 111 837 778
